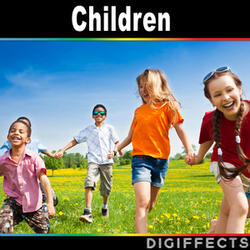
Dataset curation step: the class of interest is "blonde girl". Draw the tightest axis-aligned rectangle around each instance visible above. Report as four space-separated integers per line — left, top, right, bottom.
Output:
189 66 250 233
118 69 194 233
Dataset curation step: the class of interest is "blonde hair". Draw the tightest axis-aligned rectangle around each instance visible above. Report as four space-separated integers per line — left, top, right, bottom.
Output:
136 69 181 124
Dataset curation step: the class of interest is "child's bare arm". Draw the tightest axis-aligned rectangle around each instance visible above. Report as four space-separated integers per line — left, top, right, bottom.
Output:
117 129 133 155
40 173 55 218
174 122 194 155
192 140 214 165
54 139 78 158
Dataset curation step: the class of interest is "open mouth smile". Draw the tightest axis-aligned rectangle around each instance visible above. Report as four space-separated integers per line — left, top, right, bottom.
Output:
222 101 235 109
11 136 22 142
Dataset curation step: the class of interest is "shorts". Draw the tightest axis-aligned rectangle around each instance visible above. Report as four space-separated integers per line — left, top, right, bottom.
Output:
85 162 113 197
210 161 250 188
131 155 169 187
0 197 50 234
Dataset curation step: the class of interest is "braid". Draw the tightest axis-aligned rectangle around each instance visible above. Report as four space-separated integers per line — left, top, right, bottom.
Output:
235 101 250 164
212 109 232 179
212 107 247 180
212 109 222 149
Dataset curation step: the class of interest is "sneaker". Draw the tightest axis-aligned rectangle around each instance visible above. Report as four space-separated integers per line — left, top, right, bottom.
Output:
79 209 93 223
102 208 109 217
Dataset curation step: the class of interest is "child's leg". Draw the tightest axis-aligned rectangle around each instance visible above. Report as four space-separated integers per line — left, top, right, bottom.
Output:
0 202 14 233
134 181 151 233
214 197 229 233
84 163 100 211
0 198 24 233
148 186 161 213
24 204 50 234
216 176 248 233
99 164 113 205
85 187 93 209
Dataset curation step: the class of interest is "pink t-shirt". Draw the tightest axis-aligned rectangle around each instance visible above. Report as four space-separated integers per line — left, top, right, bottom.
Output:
0 148 46 212
199 100 250 178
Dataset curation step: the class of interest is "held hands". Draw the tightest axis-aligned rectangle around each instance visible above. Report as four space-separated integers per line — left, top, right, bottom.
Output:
107 150 118 159
54 150 64 159
184 151 197 166
185 153 203 166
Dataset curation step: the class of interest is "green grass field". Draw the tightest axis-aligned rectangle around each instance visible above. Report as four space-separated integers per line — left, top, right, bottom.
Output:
0 160 249 234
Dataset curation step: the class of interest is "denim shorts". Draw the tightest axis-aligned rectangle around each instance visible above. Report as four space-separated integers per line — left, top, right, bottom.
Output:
131 155 169 187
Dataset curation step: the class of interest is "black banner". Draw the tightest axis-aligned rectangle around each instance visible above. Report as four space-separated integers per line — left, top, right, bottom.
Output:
1 235 250 249
0 1 250 38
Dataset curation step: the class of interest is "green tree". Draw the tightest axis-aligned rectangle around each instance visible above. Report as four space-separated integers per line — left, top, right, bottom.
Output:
43 150 65 176
181 144 196 154
119 150 132 166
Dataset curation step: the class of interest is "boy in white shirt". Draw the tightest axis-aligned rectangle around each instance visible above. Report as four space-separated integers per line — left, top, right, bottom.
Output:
55 104 119 223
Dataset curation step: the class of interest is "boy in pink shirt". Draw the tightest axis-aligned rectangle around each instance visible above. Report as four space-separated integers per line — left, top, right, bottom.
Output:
0 120 55 233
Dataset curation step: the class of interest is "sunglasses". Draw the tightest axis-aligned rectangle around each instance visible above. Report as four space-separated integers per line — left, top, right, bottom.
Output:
203 66 231 83
93 110 106 116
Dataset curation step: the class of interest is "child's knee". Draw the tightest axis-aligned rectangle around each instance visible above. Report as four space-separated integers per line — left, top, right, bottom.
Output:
0 205 13 233
231 200 248 217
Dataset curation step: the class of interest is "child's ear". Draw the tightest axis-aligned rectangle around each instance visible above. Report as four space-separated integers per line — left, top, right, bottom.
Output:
26 137 31 144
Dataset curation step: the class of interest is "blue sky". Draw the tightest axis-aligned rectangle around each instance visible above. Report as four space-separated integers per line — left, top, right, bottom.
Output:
1 41 250 157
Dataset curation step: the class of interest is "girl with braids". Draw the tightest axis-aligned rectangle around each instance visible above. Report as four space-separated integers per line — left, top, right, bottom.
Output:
118 69 194 233
188 66 250 233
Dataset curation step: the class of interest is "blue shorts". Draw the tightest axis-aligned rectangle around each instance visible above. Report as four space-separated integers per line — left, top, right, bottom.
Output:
132 155 169 187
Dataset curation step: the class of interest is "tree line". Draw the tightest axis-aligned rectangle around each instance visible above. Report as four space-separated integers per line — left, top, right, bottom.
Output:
41 150 133 176
42 145 211 176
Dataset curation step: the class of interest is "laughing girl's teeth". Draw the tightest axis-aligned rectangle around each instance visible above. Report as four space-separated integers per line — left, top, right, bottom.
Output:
223 101 234 108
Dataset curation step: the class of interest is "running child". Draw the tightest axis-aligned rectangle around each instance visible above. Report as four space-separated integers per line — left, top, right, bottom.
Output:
0 120 55 233
187 66 250 233
117 69 194 233
0 116 58 206
55 104 119 223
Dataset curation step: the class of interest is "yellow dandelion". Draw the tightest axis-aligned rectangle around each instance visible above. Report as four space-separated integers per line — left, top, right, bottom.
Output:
163 213 170 218
192 215 199 220
148 225 154 229
186 219 190 224
58 211 63 216
172 213 178 217
97 228 101 232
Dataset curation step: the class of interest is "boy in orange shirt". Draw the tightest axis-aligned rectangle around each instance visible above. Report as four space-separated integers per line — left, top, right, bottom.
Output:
118 69 194 233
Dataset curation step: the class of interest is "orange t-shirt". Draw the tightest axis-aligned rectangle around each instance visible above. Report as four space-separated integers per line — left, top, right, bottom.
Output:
130 103 184 159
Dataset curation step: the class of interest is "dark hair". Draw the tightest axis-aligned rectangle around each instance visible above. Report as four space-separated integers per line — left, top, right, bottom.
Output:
203 70 250 179
8 120 32 137
17 116 32 127
92 104 107 115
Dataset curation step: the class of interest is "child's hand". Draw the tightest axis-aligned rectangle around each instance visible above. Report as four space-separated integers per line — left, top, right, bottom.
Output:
50 153 57 158
54 150 64 159
47 203 55 218
185 151 196 166
107 150 114 159
117 146 123 156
